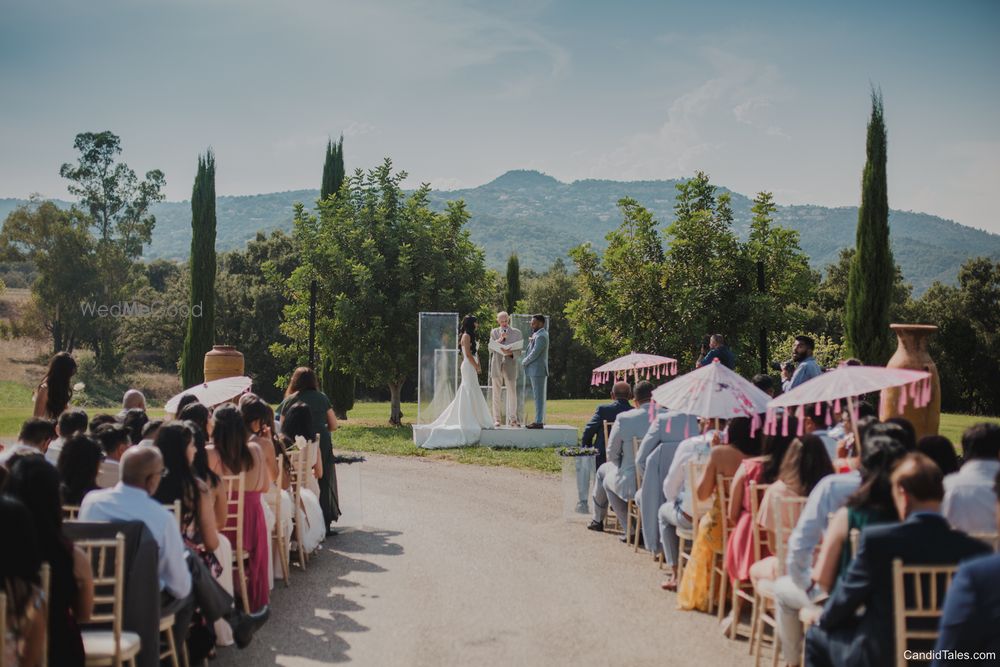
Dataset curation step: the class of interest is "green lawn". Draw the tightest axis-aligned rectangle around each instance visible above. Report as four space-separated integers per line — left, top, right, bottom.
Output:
2 393 997 474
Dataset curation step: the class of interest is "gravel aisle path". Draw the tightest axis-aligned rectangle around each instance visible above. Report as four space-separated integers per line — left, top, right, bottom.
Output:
215 454 748 666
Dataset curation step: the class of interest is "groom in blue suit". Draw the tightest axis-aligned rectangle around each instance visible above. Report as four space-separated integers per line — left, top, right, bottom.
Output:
522 314 549 429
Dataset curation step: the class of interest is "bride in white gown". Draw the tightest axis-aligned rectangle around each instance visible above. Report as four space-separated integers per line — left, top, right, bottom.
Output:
420 315 493 448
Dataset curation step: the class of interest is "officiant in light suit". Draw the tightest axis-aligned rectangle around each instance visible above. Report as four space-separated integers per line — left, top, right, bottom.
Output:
489 311 523 427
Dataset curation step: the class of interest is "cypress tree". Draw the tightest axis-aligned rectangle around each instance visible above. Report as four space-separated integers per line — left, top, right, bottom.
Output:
180 150 217 387
845 90 893 364
319 135 355 418
505 253 521 313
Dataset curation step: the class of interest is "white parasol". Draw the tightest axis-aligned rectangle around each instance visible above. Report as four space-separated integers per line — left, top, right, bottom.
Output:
650 360 771 421
591 352 678 385
164 376 253 415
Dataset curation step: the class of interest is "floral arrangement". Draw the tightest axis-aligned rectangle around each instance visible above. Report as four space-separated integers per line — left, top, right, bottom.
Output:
557 447 598 457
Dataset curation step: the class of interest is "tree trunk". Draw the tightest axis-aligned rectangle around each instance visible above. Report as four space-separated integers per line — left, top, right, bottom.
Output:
388 381 403 426
51 319 63 354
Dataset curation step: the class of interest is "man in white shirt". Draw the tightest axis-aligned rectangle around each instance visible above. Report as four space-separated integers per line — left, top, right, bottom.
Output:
44 408 89 465
0 418 56 466
80 446 192 599
657 421 717 588
80 446 267 649
93 423 131 488
943 423 1000 535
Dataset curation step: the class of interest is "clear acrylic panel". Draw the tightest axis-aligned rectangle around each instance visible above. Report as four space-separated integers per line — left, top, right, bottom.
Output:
417 312 459 425
561 454 596 521
333 455 363 529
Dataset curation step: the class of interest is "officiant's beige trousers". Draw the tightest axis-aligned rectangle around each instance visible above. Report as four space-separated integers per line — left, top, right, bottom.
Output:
491 358 518 425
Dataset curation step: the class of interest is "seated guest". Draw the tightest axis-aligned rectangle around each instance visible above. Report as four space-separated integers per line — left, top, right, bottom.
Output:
805 453 991 667
87 413 117 434
635 408 700 555
916 435 960 476
801 402 838 462
587 381 655 539
771 417 894 666
0 495 47 667
4 456 93 666
723 421 796 624
140 419 164 446
933 471 1000 665
944 423 1000 535
79 447 265 651
580 381 632 469
656 418 722 591
175 393 200 418
44 408 89 466
56 435 104 506
696 334 735 369
884 416 917 451
180 402 212 440
122 408 149 446
832 402 878 468
752 373 778 398
207 405 272 613
811 436 907 594
120 389 147 415
750 434 833 586
0 419 56 466
93 424 131 488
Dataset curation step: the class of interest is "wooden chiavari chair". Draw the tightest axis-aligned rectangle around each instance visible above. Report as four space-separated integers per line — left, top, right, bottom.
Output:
625 437 643 551
285 446 310 569
220 472 250 613
271 455 291 586
892 559 959 667
712 473 736 620
78 533 141 667
729 480 770 640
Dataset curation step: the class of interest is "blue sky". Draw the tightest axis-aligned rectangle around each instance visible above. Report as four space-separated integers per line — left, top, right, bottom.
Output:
2 0 998 232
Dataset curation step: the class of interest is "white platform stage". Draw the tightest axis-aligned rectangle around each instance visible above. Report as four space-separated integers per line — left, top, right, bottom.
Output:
413 425 578 449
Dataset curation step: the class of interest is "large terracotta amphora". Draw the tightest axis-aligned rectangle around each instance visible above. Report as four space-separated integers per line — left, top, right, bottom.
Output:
203 345 245 382
879 324 940 439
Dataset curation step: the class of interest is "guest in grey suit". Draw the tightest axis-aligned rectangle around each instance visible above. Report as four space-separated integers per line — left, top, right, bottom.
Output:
587 381 656 540
636 410 700 555
521 314 549 428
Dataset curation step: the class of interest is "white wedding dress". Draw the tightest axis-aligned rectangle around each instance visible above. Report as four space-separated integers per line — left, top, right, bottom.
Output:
418 354 493 448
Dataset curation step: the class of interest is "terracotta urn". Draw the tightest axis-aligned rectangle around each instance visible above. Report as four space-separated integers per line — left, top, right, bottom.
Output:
879 324 941 439
203 345 245 382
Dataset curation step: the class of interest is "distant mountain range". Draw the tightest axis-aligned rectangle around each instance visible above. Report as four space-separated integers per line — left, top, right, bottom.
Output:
4 169 999 294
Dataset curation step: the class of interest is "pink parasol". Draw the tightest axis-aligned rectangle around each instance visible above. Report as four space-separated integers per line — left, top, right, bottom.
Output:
591 352 678 385
764 365 932 437
650 360 771 423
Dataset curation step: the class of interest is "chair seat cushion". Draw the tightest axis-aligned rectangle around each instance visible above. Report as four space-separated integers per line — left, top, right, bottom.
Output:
83 630 142 664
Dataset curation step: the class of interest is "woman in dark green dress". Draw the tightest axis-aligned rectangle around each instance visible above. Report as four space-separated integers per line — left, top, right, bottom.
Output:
277 367 340 531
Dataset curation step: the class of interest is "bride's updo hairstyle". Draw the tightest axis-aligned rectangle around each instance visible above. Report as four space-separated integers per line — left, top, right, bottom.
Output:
459 315 478 354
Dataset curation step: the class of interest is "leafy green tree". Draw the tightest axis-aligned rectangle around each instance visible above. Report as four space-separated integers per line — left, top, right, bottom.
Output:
276 159 488 425
0 200 101 353
215 230 298 402
567 197 672 360
845 91 894 363
747 191 817 370
59 131 165 259
180 151 217 387
912 258 1000 414
318 136 355 418
504 253 521 314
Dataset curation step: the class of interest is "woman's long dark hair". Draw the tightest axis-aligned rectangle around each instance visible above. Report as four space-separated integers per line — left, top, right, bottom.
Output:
240 397 270 436
211 404 254 473
56 435 103 505
780 435 835 496
459 315 478 355
847 435 908 515
285 367 319 398
280 401 317 442
39 351 77 418
179 402 210 437
3 456 66 562
0 495 42 622
761 417 799 484
726 417 760 457
153 422 200 530
186 420 220 487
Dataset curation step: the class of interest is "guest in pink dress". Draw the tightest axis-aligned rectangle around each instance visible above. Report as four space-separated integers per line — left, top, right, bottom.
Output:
208 404 272 613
